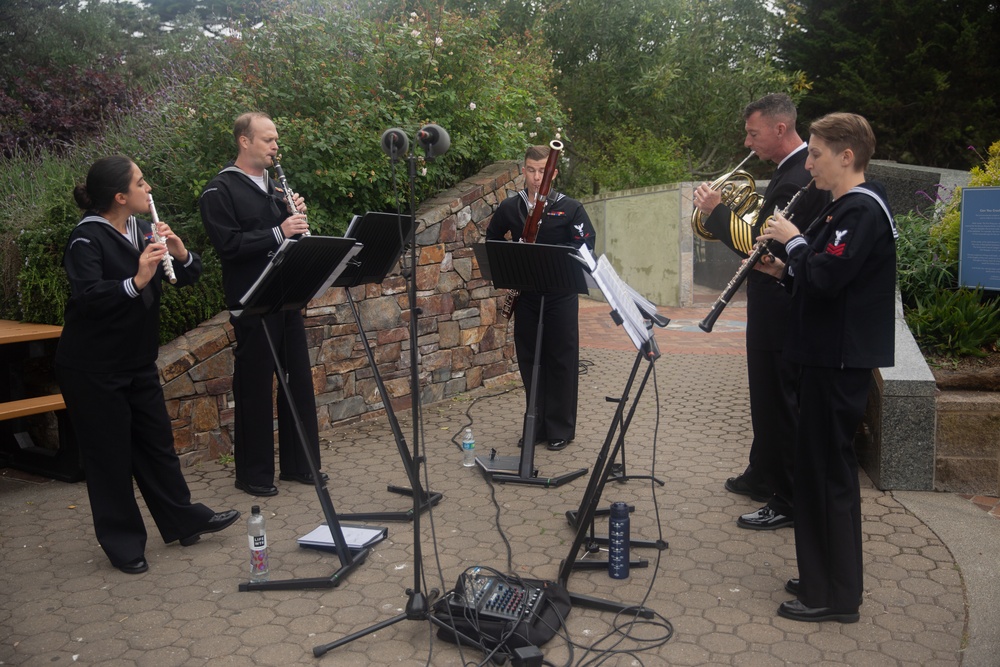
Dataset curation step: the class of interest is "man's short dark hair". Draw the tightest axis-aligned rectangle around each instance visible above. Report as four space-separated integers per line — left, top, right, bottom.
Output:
743 93 797 124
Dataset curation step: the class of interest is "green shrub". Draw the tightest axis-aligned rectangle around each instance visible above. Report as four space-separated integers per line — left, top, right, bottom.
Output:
895 209 957 310
905 287 1000 358
0 2 563 342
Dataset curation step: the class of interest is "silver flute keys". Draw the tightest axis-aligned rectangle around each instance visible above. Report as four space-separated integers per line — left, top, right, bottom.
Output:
147 194 177 284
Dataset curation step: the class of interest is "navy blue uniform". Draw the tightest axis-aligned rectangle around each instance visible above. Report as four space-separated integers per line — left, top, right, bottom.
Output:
486 190 596 444
56 215 213 568
782 183 897 612
199 165 321 488
703 146 829 513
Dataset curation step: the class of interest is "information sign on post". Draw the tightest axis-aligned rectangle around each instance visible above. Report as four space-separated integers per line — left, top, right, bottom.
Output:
959 186 1000 290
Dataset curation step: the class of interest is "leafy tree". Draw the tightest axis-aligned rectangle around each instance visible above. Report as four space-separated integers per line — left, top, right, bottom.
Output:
779 0 1000 169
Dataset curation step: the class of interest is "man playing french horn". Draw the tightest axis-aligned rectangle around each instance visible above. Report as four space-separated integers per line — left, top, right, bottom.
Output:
692 94 828 531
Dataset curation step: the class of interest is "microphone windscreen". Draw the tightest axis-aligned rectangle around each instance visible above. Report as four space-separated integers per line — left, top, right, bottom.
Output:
417 123 450 157
380 128 409 158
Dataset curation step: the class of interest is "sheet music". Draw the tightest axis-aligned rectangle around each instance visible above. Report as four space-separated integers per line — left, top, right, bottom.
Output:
576 246 651 350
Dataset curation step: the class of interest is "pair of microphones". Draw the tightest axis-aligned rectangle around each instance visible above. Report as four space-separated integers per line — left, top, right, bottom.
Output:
380 124 450 162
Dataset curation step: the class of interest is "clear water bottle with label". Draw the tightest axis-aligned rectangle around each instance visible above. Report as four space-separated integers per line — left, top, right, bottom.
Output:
462 427 476 467
247 505 269 583
608 501 630 579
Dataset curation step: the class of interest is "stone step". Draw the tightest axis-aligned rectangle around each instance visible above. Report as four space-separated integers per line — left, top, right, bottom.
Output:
935 389 1000 495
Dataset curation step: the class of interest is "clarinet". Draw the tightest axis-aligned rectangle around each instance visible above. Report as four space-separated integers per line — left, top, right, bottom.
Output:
147 194 177 284
273 159 310 236
698 181 812 333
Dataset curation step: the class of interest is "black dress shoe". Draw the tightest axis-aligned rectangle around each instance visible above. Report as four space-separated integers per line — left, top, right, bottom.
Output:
737 506 793 530
118 557 149 574
235 480 278 496
724 474 773 502
786 579 862 606
777 599 859 623
179 509 241 546
547 439 569 451
278 471 329 484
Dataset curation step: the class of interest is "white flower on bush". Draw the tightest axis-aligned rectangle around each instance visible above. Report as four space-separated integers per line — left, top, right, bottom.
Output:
421 167 428 176
411 29 420 38
529 132 537 138
535 117 541 124
555 132 562 139
435 37 443 46
517 122 523 128
469 102 477 111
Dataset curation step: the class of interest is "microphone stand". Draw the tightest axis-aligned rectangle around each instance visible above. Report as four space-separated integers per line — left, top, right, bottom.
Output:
314 128 456 658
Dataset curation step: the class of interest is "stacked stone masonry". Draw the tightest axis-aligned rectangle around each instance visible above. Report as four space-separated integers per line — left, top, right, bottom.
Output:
158 161 524 466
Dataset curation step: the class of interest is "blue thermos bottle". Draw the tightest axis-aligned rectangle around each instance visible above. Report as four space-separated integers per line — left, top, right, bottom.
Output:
608 501 630 579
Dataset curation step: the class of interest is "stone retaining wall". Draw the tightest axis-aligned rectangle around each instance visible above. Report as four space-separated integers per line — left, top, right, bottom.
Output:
156 161 524 465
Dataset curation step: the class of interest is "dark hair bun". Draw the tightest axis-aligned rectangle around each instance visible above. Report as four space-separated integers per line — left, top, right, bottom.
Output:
73 184 94 210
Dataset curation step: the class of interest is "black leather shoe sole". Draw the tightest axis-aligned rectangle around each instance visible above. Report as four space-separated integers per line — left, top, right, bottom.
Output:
724 475 773 502
547 439 569 451
179 509 241 546
778 599 859 623
279 471 329 484
118 557 148 574
235 480 278 496
737 513 793 530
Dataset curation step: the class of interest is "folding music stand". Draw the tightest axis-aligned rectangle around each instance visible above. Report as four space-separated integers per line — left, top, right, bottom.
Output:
556 247 666 615
472 240 589 487
331 212 443 522
233 235 371 592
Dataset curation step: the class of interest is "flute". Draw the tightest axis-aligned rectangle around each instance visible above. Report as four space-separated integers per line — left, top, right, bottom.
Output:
273 158 310 236
147 194 177 284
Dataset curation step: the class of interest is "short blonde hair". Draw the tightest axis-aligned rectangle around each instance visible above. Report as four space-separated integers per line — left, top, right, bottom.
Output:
233 112 272 147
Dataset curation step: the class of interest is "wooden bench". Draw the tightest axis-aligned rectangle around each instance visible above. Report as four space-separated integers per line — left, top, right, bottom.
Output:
0 320 82 482
0 394 67 421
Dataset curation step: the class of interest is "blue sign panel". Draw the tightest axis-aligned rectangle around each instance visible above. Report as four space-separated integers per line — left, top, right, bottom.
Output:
959 187 1000 291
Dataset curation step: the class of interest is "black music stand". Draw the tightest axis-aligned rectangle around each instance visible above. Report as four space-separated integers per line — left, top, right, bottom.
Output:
234 235 372 592
555 248 666 614
472 240 589 487
332 212 443 522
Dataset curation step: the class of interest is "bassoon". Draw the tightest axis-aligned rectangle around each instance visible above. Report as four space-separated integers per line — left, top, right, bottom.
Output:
500 139 563 319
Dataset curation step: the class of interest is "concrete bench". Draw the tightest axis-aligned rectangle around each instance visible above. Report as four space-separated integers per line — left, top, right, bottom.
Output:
855 294 937 490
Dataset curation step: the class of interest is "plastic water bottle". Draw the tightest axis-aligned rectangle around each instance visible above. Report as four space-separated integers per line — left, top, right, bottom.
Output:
462 427 476 467
608 501 630 579
247 505 269 583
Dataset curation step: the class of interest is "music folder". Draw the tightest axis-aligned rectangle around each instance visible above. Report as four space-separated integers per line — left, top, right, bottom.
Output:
233 235 363 317
297 523 388 552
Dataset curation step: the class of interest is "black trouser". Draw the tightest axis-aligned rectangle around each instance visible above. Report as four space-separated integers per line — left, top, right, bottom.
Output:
746 348 799 515
513 291 579 443
231 310 321 486
57 364 213 567
792 366 869 611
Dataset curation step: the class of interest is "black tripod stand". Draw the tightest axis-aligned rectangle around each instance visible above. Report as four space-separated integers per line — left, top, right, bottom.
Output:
314 125 460 658
333 211 443 523
234 235 373 592
471 240 590 487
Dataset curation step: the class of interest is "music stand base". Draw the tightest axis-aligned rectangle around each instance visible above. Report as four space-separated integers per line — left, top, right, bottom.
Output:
493 467 587 488
568 591 654 619
239 546 371 591
340 487 443 522
571 557 649 570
